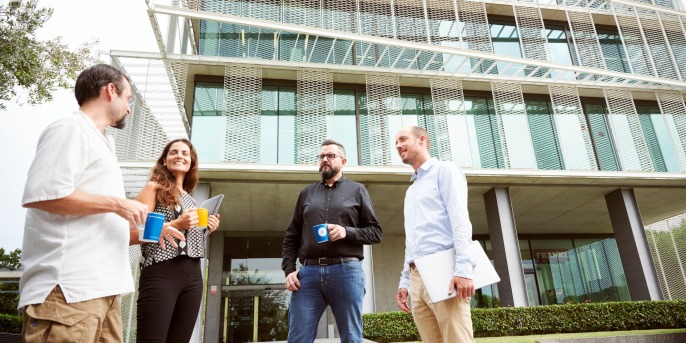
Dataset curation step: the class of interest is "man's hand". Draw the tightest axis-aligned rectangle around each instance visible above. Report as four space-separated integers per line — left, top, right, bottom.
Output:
396 288 411 313
327 224 347 241
117 198 148 228
285 270 301 291
448 276 475 299
158 223 186 250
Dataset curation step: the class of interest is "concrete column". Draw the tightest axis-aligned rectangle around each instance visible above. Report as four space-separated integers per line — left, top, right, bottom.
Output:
484 187 528 307
202 186 225 343
363 245 376 313
605 189 663 300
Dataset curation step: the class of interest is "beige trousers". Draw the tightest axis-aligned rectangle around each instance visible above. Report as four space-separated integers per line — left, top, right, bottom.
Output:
410 268 475 343
22 285 123 343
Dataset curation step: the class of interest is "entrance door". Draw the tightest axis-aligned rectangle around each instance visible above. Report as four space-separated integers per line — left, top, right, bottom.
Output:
221 287 290 343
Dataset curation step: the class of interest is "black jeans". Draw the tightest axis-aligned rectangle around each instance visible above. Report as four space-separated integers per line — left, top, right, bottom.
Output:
137 256 203 343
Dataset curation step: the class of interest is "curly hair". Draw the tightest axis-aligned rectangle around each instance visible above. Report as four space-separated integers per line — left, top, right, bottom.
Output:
149 138 199 208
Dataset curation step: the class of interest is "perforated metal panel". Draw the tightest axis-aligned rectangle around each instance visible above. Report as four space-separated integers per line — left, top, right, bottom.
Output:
457 0 492 53
430 77 470 165
548 85 599 171
659 12 686 81
612 3 656 76
656 91 686 172
567 9 607 70
645 214 686 300
223 64 262 162
284 0 321 28
363 73 400 165
322 0 357 33
603 88 654 171
296 69 333 164
490 81 537 169
394 0 428 43
426 0 461 48
163 61 190 129
635 9 680 80
513 4 550 61
121 245 142 343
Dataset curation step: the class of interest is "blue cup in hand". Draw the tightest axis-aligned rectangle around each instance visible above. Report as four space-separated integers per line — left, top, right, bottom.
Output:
139 212 166 242
314 224 329 243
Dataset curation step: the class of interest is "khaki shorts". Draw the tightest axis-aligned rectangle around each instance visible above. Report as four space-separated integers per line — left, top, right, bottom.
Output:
22 285 123 343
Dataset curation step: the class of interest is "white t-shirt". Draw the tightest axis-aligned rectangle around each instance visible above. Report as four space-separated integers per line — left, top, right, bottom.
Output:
19 111 134 308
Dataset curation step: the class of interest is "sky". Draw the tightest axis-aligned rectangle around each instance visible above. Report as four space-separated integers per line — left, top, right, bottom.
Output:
0 0 158 251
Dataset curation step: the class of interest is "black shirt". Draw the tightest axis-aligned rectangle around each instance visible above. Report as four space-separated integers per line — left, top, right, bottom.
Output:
281 176 382 276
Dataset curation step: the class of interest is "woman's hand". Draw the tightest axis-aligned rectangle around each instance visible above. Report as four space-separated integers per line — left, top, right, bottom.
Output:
206 214 221 235
173 208 199 230
158 223 185 250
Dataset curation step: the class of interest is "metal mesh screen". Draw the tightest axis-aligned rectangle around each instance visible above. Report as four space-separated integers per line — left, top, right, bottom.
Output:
457 0 493 53
426 0 461 48
362 73 400 166
121 245 142 343
566 9 606 70
223 64 262 162
635 9 680 80
430 77 470 165
612 4 656 77
394 0 428 43
645 214 686 300
656 91 686 172
322 0 357 33
296 69 333 164
548 85 599 171
284 0 321 28
514 4 550 61
163 61 190 128
603 88 654 171
490 81 537 169
658 12 686 81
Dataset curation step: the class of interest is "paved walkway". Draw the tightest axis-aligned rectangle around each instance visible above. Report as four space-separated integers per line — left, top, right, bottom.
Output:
271 339 376 343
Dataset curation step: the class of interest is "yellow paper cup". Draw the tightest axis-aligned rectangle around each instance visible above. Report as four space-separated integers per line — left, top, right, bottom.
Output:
197 208 209 227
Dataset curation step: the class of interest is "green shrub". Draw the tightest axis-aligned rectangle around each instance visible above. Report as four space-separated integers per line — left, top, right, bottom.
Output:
0 313 22 334
362 300 686 343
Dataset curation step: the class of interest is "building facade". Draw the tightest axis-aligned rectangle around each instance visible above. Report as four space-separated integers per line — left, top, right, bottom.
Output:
110 0 686 342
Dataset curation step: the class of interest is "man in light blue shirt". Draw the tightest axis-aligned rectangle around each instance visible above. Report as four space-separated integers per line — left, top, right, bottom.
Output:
395 126 475 343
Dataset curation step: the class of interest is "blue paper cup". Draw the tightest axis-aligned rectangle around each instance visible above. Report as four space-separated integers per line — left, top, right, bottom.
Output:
313 224 329 243
139 212 166 243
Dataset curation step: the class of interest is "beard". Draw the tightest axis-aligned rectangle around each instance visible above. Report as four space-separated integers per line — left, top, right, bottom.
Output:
319 164 340 180
112 117 127 129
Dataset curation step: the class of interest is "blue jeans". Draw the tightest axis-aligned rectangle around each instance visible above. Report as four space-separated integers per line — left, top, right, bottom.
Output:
287 260 365 343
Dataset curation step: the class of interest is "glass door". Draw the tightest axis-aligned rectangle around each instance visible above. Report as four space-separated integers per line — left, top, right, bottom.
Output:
221 288 290 343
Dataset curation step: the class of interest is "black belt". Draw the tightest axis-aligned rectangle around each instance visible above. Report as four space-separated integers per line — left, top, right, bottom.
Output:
303 257 359 266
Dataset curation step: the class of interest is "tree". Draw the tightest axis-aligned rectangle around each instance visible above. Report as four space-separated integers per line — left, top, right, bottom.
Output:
0 248 21 314
0 0 97 110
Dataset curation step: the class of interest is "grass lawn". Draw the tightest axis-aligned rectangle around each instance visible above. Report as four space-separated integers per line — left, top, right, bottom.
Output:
400 328 686 343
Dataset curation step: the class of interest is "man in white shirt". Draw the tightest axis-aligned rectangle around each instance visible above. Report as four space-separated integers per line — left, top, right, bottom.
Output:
395 126 476 343
20 64 149 342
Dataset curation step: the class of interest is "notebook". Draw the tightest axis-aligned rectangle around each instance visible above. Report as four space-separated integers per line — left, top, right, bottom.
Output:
200 194 224 215
413 240 500 303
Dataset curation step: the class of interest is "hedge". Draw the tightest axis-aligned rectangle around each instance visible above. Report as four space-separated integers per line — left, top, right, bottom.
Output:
0 313 21 334
362 300 686 343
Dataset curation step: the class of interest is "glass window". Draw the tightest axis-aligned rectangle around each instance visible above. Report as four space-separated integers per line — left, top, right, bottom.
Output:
526 100 564 170
584 104 620 171
636 105 680 172
472 240 500 308
192 83 226 162
260 87 296 164
598 29 631 74
491 21 523 77
530 239 576 305
546 25 575 80
223 236 286 286
470 98 505 168
330 91 359 166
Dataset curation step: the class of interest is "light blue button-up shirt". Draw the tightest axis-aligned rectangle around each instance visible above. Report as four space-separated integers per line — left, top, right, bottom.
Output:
399 158 475 290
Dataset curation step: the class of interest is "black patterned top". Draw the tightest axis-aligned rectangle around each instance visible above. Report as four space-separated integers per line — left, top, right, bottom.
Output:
141 192 206 268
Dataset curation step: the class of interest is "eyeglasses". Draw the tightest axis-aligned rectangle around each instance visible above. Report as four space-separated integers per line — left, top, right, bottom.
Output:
112 84 136 107
318 153 341 161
